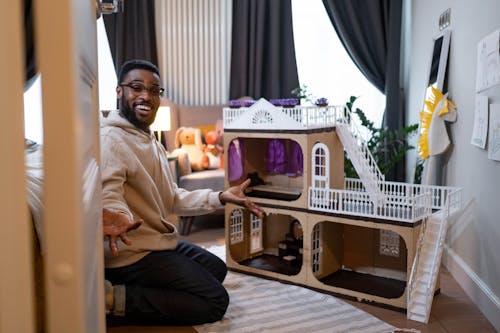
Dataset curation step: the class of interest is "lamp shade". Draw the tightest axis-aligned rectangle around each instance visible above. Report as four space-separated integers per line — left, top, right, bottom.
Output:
150 106 171 132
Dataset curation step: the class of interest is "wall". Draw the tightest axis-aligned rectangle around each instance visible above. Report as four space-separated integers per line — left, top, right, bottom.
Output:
404 1 500 329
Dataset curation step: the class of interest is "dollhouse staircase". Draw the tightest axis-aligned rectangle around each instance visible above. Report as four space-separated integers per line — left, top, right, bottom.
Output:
336 111 385 205
407 210 448 323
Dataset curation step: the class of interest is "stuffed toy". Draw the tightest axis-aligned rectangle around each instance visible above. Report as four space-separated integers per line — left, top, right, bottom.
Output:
202 130 224 169
174 126 205 171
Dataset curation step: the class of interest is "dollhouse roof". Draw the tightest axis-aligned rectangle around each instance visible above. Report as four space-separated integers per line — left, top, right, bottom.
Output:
223 98 341 131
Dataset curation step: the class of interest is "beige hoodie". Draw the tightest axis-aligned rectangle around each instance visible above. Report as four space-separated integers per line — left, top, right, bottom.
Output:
100 110 223 268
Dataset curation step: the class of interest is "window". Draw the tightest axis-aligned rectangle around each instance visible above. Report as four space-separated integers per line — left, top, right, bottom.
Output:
292 0 385 128
311 223 322 275
22 17 115 144
230 209 244 244
250 214 263 253
23 74 43 143
97 17 117 111
312 143 329 189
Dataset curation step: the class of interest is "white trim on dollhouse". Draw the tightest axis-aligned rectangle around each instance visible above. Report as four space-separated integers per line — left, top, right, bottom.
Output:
250 214 263 253
311 223 322 277
225 98 385 206
311 143 330 189
223 99 461 224
308 178 461 224
336 123 385 200
230 209 244 244
223 99 463 320
223 98 343 130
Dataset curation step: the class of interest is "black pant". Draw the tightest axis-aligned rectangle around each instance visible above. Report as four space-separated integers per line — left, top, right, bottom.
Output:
105 241 229 326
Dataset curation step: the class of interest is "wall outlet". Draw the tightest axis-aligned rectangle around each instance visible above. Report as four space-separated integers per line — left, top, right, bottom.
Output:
439 8 451 31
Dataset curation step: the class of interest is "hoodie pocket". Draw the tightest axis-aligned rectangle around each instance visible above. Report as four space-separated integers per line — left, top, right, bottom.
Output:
160 217 178 234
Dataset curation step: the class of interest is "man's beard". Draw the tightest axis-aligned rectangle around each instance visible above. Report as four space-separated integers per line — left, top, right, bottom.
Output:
119 95 148 131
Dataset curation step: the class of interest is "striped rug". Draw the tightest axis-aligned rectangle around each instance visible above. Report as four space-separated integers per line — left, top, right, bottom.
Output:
195 246 406 333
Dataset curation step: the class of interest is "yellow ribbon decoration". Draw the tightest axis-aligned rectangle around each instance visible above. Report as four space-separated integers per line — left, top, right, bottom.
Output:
437 99 456 117
417 86 455 159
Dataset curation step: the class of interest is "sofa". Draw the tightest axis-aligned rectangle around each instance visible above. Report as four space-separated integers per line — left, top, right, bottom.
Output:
163 100 226 235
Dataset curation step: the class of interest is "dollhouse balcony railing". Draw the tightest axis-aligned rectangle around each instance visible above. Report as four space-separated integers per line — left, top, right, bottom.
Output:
223 102 343 130
308 186 432 223
308 180 462 224
343 178 462 213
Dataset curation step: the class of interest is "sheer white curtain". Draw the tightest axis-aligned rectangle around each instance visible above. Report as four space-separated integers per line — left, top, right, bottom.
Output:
97 16 117 111
23 17 115 144
291 0 385 128
23 74 43 143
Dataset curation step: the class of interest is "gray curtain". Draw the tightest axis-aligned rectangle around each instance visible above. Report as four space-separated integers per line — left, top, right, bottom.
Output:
229 0 299 100
24 0 37 88
322 0 404 181
103 0 158 77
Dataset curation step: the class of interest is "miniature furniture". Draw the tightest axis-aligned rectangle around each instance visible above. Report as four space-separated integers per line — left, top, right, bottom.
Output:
222 99 462 322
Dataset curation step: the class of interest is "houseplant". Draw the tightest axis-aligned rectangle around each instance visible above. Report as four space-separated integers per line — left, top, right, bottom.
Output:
291 84 314 105
343 96 419 180
291 85 329 106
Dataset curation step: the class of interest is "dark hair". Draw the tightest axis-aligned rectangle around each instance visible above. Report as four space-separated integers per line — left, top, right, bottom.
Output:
118 59 160 83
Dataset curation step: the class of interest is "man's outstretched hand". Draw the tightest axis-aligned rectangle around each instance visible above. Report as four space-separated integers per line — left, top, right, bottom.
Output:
102 208 143 256
219 179 265 219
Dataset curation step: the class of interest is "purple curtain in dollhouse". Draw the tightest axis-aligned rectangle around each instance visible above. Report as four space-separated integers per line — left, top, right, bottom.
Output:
267 139 303 175
228 139 245 182
287 140 303 175
267 139 287 174
229 138 303 181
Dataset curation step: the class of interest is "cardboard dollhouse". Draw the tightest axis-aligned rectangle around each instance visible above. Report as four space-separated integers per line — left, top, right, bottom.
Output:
222 99 462 323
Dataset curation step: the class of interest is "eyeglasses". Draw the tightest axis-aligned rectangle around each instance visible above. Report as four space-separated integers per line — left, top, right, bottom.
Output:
120 82 165 97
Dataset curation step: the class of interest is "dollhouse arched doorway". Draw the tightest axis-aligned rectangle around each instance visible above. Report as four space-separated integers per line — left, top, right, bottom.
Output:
311 142 330 189
250 214 263 254
310 143 330 277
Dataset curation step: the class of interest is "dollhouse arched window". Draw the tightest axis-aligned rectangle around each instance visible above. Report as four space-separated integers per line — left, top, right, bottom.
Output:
250 214 263 254
311 223 322 276
311 143 330 189
230 209 244 244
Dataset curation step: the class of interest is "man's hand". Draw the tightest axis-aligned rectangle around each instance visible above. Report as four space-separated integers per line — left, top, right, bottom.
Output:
219 179 265 219
102 208 143 257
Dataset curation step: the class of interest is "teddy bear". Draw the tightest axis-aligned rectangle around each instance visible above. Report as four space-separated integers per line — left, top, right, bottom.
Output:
201 130 224 169
174 126 205 171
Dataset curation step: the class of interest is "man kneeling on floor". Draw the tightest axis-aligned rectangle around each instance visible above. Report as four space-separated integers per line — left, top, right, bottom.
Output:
101 59 264 326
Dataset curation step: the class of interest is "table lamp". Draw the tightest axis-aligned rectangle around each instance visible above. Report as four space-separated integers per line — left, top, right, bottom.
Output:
150 105 171 149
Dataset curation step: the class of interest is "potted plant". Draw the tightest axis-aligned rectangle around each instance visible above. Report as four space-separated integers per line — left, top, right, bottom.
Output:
314 97 329 107
291 85 314 105
343 96 419 180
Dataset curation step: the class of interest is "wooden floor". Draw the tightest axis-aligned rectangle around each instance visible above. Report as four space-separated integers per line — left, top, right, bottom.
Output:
107 215 496 333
